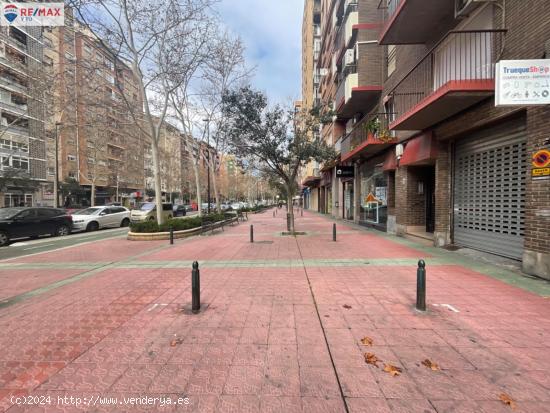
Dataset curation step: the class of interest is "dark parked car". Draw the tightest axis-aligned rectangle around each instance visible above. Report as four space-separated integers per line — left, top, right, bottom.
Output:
0 207 73 247
172 204 187 217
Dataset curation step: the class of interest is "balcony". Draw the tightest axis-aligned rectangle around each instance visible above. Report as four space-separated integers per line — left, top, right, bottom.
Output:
0 76 28 95
379 0 455 45
388 30 506 131
340 112 398 162
0 99 28 117
335 63 382 120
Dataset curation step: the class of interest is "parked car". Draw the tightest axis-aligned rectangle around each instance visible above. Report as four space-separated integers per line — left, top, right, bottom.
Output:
130 202 173 222
71 206 130 232
0 207 73 247
172 204 187 217
184 205 194 212
231 202 243 210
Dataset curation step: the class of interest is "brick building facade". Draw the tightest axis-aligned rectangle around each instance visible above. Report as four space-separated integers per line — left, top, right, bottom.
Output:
303 0 550 279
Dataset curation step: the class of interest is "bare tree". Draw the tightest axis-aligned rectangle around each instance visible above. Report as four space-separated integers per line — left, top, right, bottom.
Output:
70 0 215 223
198 30 251 212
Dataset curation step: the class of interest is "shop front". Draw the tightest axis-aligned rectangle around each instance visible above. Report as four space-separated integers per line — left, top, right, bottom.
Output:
359 158 389 230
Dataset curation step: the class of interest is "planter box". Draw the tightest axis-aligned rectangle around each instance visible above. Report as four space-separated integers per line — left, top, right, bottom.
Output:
127 217 237 241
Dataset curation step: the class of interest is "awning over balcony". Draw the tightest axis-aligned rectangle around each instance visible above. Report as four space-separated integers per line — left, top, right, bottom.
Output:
302 175 321 187
379 0 455 45
400 133 438 166
382 149 398 171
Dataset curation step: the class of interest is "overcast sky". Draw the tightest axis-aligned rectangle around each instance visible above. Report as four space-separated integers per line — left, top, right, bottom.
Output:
215 0 303 105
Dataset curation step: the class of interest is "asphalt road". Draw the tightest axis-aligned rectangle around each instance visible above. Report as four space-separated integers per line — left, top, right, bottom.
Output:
0 227 129 261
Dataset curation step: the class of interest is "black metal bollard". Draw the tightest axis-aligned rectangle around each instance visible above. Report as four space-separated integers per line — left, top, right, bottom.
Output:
333 223 337 242
250 225 254 243
192 261 200 313
301 208 303 217
273 210 275 218
169 226 174 245
416 260 426 312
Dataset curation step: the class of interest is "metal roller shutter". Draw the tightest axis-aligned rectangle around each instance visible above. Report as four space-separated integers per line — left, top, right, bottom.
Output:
453 118 527 260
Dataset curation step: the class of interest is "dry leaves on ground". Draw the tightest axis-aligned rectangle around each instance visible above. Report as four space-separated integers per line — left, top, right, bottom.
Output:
360 336 373 346
383 364 403 377
343 304 352 309
499 393 517 410
364 352 380 367
170 338 184 347
421 359 440 371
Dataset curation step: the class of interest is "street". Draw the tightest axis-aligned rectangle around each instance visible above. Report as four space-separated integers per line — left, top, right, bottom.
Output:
0 209 549 412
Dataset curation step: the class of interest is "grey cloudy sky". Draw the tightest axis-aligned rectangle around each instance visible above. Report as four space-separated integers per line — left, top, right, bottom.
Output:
215 0 304 105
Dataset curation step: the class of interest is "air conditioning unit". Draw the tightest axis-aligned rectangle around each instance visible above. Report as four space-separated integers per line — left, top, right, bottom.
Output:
319 68 329 76
455 0 483 18
344 49 355 66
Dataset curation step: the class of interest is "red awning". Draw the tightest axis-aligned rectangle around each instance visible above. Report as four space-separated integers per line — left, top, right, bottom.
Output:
400 133 438 166
382 150 397 171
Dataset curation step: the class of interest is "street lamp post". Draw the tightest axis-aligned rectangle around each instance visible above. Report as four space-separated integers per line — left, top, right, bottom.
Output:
203 118 211 215
54 122 61 208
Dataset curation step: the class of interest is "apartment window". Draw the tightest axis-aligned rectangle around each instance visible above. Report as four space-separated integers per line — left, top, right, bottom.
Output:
43 55 53 66
87 157 95 164
1 156 9 168
67 154 76 161
47 167 55 176
387 45 396 77
68 171 76 178
11 156 28 171
0 139 10 150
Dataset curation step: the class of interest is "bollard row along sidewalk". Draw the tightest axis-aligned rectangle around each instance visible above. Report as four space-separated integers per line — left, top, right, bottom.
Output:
0 209 549 412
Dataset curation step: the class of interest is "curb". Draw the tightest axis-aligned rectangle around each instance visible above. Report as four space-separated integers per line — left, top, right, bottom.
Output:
127 218 237 241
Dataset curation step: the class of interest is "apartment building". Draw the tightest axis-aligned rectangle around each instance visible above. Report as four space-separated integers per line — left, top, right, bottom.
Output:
305 0 550 279
0 26 47 207
300 0 322 210
44 12 144 207
303 0 384 218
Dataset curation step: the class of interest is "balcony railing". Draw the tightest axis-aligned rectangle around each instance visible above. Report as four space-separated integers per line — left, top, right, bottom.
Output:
388 30 506 128
0 99 28 116
0 76 28 95
341 112 396 157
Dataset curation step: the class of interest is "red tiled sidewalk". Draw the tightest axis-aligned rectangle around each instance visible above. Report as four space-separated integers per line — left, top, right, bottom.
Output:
0 209 549 412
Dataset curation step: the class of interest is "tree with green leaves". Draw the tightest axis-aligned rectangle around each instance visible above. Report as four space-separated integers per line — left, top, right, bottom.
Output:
222 86 335 233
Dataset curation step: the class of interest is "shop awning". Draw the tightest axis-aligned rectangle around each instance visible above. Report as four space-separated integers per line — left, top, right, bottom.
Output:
382 150 398 171
400 132 438 166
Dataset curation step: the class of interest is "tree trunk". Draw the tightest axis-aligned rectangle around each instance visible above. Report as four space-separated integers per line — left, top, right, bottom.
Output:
151 138 164 224
191 159 202 217
91 182 95 207
287 189 295 233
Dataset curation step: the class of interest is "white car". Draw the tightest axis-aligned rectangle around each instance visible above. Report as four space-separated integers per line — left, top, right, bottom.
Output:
71 206 130 232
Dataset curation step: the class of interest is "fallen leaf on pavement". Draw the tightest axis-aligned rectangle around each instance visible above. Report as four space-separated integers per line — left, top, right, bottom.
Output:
343 304 352 309
364 352 380 367
360 336 373 346
499 393 516 410
421 359 440 371
170 338 183 347
383 364 402 377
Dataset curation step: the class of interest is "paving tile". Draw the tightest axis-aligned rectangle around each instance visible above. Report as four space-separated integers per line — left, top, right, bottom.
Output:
299 367 341 398
261 365 300 397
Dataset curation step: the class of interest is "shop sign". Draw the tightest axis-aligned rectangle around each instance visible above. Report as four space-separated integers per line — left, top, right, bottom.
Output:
532 149 550 180
336 166 354 178
495 59 550 106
